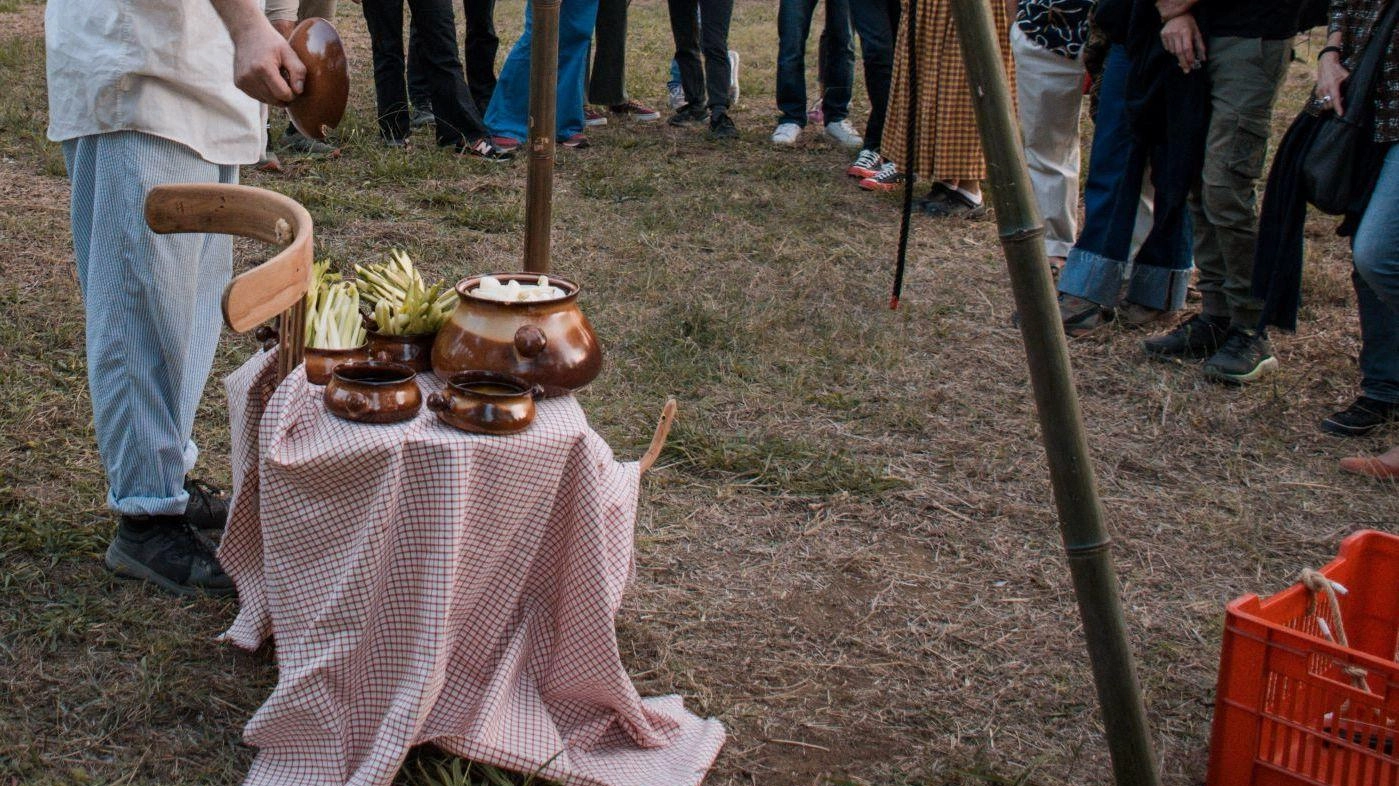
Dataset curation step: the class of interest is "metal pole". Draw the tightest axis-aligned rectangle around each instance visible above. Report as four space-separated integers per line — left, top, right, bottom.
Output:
522 0 560 274
944 1 1161 783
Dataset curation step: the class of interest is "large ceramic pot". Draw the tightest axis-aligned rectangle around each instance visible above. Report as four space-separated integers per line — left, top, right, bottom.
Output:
431 273 602 397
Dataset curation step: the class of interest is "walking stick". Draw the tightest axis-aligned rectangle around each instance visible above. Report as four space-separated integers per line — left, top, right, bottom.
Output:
891 0 918 309
944 2 1162 783
523 0 561 274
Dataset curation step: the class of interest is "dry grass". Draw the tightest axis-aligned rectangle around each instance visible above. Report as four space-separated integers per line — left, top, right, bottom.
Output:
1 3 1394 785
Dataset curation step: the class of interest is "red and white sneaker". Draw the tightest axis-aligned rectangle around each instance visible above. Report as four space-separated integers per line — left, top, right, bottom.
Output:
490 135 522 153
609 99 661 122
859 162 907 191
584 107 608 127
559 133 590 149
847 149 882 178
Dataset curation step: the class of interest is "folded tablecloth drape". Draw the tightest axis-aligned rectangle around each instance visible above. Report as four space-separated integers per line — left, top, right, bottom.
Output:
219 351 724 786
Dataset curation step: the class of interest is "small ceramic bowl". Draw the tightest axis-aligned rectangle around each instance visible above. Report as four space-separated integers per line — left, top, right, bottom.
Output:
287 18 349 140
304 344 369 385
324 361 421 424
367 330 436 373
427 371 543 435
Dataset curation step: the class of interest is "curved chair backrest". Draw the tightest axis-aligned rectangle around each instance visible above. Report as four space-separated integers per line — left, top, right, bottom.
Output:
145 184 314 382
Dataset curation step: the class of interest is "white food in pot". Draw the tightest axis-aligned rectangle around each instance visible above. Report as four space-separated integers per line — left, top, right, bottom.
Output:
471 275 566 303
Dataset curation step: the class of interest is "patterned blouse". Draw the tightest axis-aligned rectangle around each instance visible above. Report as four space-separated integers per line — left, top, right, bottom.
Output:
1330 0 1399 142
1016 0 1097 59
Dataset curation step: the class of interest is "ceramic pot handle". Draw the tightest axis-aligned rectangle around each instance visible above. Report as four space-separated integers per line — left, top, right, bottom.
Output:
426 392 448 412
254 325 279 351
344 391 370 417
529 385 546 400
514 325 547 358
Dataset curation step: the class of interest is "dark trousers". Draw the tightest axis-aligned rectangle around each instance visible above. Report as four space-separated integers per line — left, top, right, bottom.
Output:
667 0 734 113
588 0 630 105
849 0 897 149
407 0 499 114
776 0 853 125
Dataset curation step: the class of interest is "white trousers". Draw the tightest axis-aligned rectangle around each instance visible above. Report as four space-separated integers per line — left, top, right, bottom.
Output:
1011 25 1084 259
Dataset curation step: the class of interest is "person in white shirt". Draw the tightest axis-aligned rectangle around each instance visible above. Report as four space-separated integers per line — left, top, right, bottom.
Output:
46 0 305 596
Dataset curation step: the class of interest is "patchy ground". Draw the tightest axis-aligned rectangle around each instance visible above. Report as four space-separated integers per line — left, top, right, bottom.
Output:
0 2 1393 784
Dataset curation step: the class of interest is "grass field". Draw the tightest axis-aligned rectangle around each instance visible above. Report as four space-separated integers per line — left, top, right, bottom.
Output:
1 1 1395 784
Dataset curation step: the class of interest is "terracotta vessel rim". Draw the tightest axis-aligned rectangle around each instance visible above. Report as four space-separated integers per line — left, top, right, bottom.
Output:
454 272 580 307
331 361 416 386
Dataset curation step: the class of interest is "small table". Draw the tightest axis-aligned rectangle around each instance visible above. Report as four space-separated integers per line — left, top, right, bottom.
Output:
218 351 724 786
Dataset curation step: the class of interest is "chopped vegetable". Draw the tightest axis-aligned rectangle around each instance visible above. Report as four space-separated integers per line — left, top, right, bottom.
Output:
354 249 456 335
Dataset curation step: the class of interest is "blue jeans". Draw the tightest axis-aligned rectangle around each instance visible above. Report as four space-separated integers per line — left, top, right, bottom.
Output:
63 132 235 515
1354 143 1399 404
484 0 598 141
1060 44 1193 310
775 0 853 126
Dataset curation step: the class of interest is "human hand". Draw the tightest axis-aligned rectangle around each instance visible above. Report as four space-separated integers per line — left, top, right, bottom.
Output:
230 17 307 106
1160 13 1206 73
1155 0 1194 21
1316 51 1350 116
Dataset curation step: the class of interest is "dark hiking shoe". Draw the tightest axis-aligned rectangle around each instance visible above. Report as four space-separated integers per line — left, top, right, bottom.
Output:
667 102 708 127
1202 327 1278 384
105 516 235 597
409 107 435 130
183 477 228 539
1143 312 1230 359
1320 396 1399 437
708 112 739 140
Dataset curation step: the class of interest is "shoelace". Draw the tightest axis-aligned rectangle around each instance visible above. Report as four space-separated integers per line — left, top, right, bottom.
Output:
185 478 226 519
853 150 880 169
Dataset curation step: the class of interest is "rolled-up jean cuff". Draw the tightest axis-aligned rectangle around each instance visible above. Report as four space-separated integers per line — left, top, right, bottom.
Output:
1124 265 1193 311
1058 247 1128 306
1361 382 1399 405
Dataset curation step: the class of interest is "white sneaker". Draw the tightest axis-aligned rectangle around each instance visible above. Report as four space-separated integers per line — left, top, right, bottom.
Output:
727 50 741 105
770 122 801 145
824 119 864 150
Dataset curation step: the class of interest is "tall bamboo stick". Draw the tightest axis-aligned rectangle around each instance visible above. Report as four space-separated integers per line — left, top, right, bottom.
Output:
522 0 561 274
944 1 1161 783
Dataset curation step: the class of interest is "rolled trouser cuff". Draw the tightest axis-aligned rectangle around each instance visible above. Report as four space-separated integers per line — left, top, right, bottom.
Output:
1124 264 1193 311
1059 247 1128 307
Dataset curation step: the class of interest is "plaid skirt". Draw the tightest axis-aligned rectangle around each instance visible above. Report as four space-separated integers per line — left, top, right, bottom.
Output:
881 0 1017 182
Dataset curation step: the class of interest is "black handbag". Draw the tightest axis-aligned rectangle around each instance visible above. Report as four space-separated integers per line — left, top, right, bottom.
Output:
1302 0 1399 215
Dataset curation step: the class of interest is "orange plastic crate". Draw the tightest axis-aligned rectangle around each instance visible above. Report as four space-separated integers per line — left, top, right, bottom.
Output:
1208 530 1399 786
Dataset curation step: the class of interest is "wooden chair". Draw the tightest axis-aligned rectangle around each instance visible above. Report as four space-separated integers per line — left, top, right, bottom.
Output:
144 183 314 382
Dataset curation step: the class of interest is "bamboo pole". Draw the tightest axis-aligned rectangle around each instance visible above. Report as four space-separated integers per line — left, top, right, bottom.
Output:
944 1 1161 783
522 0 561 274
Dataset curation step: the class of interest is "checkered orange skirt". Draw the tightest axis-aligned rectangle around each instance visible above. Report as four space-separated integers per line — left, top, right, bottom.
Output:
881 0 1017 182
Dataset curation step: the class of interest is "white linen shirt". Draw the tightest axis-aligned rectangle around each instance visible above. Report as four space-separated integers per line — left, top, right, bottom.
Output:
46 0 266 166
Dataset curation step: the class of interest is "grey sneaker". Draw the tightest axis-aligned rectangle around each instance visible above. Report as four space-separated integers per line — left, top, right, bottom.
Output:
410 107 435 130
667 83 686 111
279 130 341 158
105 516 235 597
1143 312 1230 359
1202 327 1278 384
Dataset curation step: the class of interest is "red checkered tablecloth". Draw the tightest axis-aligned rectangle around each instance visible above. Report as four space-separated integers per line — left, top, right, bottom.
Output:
218 350 725 786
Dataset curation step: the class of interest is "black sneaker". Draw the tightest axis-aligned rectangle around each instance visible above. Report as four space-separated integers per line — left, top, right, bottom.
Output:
1143 312 1230 360
1320 396 1399 437
707 112 739 140
667 102 707 127
1202 327 1278 384
409 107 435 130
183 477 228 539
104 516 235 597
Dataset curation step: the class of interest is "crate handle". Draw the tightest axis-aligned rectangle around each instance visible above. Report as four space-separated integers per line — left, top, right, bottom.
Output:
1301 567 1371 692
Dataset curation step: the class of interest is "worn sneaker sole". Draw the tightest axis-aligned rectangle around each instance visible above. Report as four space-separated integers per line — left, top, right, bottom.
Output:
104 540 236 598
1320 415 1391 437
1203 355 1278 385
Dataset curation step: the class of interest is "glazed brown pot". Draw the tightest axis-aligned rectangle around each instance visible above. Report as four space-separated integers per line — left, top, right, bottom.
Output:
304 344 369 385
287 19 349 141
427 371 544 435
324 361 421 424
431 273 602 397
367 330 436 373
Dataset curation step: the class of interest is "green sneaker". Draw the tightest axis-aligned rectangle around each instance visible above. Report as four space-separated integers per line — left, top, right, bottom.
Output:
1202 327 1278 384
1143 312 1230 360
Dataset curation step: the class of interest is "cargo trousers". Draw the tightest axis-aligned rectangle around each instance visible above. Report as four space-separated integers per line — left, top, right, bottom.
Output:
1191 36 1291 328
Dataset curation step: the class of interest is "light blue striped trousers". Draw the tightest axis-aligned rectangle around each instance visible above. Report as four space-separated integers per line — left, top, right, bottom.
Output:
63 131 236 516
